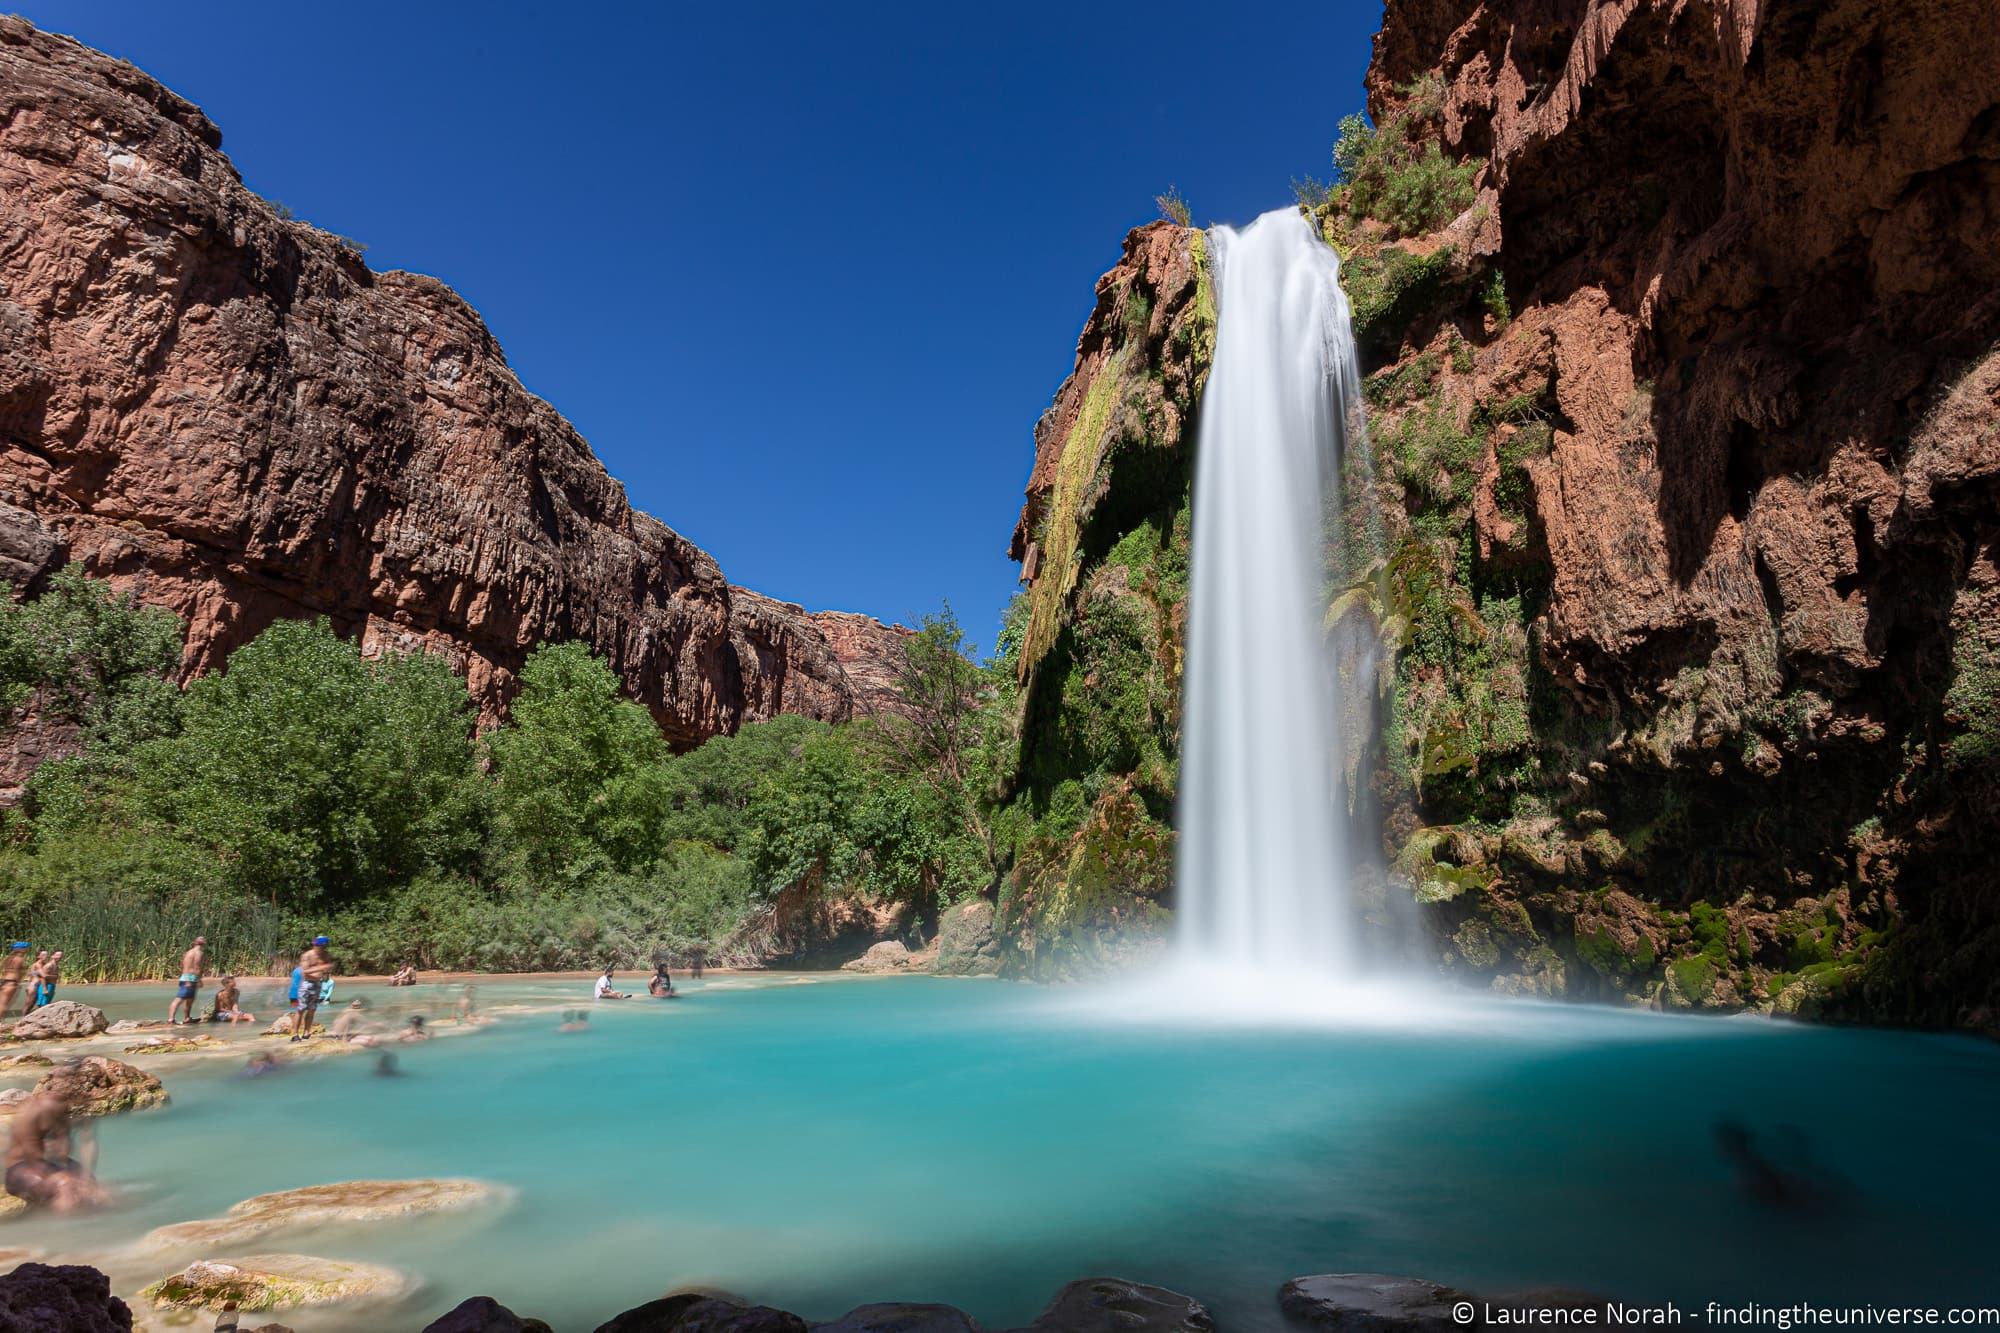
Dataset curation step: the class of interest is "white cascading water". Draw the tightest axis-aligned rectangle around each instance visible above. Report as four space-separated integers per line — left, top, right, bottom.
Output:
1175 206 1372 982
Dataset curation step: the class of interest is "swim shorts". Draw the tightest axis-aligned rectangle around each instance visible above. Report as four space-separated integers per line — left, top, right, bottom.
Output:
297 979 321 1007
176 976 198 1000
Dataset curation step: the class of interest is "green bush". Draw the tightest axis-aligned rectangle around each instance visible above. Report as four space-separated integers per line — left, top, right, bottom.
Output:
1331 78 1480 237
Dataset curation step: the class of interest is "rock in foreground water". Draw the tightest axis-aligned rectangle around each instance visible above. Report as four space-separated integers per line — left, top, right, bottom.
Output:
143 1177 498 1252
139 1254 408 1312
1278 1274 1473 1332
816 1303 982 1333
8 1001 108 1040
422 1294 555 1332
1025 1278 1214 1333
594 1294 808 1333
0 1262 132 1331
32 1057 167 1117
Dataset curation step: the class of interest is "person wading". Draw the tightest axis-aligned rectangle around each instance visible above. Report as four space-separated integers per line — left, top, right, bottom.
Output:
168 934 207 1026
0 943 28 1018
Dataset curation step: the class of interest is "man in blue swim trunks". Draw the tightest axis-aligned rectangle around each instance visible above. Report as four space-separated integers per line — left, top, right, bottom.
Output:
291 935 334 1042
167 935 206 1026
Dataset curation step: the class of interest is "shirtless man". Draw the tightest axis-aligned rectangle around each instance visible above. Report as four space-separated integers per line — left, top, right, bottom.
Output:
169 935 207 1025
0 943 28 1018
35 951 62 1008
328 999 376 1045
23 951 47 1014
206 976 253 1024
291 935 334 1043
4 1081 107 1213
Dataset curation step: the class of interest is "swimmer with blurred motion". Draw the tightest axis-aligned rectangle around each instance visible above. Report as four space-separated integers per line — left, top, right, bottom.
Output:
4 1079 108 1214
558 1010 590 1033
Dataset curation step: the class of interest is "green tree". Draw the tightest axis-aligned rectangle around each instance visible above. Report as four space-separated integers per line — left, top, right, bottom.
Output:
134 619 484 907
485 641 670 885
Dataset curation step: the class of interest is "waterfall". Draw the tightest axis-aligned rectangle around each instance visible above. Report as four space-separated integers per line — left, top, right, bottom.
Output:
1175 206 1374 980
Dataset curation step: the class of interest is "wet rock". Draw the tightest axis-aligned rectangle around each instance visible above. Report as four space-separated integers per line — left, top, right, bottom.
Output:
842 941 917 974
104 1021 167 1036
1278 1274 1472 1332
0 1052 52 1069
0 1262 133 1331
123 1036 215 1055
424 1295 554 1333
1026 1278 1213 1333
0 1193 25 1219
8 1001 108 1040
138 1254 407 1313
816 1303 981 1333
933 900 1002 977
595 1294 808 1333
32 1057 168 1117
143 1178 497 1252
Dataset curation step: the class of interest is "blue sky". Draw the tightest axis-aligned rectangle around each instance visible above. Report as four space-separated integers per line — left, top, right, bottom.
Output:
16 1 1381 655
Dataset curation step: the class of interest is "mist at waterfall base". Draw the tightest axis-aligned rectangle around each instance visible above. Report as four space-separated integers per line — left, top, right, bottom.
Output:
1105 205 1411 1022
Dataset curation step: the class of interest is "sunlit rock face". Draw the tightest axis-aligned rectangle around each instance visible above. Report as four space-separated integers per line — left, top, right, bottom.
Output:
0 17 907 780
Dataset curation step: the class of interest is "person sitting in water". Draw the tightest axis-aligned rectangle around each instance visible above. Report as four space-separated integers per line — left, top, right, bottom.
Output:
4 1078 108 1213
328 998 378 1046
454 984 480 1024
206 976 254 1024
647 963 675 998
242 1051 285 1079
400 1014 431 1043
594 966 630 1000
389 964 417 987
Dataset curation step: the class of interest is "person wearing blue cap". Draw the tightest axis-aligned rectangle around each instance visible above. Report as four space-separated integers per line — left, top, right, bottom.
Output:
291 935 335 1042
0 943 27 1018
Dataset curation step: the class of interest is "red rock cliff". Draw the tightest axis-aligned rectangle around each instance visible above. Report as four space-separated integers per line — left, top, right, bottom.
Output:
0 17 905 754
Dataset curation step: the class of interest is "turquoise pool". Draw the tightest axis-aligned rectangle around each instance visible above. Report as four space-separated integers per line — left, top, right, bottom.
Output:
19 973 2000 1329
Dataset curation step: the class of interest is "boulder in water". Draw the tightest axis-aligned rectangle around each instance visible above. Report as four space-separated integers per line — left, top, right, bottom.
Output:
594 1294 808 1333
33 1056 168 1117
1278 1274 1473 1332
139 1253 408 1312
143 1177 498 1251
817 1302 982 1333
1025 1279 1213 1333
8 1000 108 1039
842 941 916 973
105 1019 167 1035
424 1295 555 1332
933 900 1001 976
0 1262 133 1331
0 1051 53 1069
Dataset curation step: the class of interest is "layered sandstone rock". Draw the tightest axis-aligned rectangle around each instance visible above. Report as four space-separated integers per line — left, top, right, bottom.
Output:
0 17 903 760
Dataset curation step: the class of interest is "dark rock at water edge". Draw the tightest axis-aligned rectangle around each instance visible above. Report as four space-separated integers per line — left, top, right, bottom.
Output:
596 1294 808 1333
423 1295 555 1332
1017 1278 1215 1333
0 1263 132 1333
1279 1274 1473 1333
817 1302 982 1333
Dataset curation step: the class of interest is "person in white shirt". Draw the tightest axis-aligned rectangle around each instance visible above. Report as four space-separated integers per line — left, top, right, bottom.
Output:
594 966 629 1000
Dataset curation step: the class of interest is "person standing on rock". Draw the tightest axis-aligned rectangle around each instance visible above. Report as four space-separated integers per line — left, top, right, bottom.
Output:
291 935 335 1042
168 935 207 1026
0 943 28 1018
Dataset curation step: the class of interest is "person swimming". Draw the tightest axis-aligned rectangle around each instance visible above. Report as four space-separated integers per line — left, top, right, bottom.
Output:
400 1014 431 1043
558 1010 591 1033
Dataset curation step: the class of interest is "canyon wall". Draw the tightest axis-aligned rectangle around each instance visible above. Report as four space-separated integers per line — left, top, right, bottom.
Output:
1007 0 2000 1029
0 16 905 779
